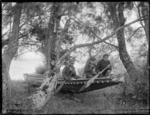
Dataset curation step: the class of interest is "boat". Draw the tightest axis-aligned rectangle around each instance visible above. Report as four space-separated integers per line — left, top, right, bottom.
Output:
24 74 123 94
56 78 122 93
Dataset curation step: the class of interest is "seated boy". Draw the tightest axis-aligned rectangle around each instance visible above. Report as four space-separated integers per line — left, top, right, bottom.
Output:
84 57 97 79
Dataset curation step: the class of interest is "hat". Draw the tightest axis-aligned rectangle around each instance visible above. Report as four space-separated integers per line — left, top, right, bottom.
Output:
103 54 109 58
90 57 95 61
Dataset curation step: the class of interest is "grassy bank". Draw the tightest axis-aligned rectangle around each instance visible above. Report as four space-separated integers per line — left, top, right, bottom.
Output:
8 80 149 114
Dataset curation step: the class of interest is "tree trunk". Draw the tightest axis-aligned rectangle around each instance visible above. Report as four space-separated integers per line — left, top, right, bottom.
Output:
46 3 62 76
109 2 140 94
2 3 22 110
30 3 64 110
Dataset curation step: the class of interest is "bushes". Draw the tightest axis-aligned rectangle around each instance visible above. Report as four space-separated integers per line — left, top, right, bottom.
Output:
134 82 149 103
120 66 149 106
134 65 149 105
35 65 47 74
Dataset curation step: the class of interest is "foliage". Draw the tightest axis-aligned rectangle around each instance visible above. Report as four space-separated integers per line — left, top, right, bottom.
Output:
134 63 149 103
134 82 149 104
120 62 149 106
29 24 48 41
35 65 47 74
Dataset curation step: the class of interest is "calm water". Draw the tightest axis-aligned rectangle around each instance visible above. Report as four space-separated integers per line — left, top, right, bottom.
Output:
9 58 43 80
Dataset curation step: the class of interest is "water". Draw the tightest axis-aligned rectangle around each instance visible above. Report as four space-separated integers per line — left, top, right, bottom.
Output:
9 51 85 81
9 58 43 81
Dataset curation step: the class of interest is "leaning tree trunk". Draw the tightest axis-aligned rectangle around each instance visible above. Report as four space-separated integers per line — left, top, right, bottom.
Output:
109 2 140 94
2 3 22 110
45 3 62 76
30 3 63 110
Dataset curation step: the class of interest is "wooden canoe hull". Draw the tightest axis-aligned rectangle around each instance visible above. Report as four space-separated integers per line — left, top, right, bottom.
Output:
57 78 122 93
27 78 123 94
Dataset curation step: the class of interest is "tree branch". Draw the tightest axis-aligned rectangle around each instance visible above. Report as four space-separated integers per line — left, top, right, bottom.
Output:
57 17 146 66
136 3 149 41
94 45 105 57
2 40 41 56
19 15 51 29
2 39 9 48
136 3 145 28
89 27 119 49
2 32 31 48
104 42 118 50
19 32 28 39
2 31 34 48
127 27 143 41
70 17 118 50
2 2 7 9
60 18 71 42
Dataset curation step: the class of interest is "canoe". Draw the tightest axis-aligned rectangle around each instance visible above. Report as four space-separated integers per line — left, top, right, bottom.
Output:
56 78 122 93
25 76 123 94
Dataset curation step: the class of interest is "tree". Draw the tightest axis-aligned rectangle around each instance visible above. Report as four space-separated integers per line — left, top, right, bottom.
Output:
137 2 149 72
2 3 22 110
105 2 149 95
2 2 46 111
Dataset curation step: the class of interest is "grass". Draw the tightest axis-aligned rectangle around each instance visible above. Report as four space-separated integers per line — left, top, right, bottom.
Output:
7 80 149 114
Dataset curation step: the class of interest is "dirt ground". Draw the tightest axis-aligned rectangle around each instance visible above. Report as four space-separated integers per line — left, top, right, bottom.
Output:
4 80 149 114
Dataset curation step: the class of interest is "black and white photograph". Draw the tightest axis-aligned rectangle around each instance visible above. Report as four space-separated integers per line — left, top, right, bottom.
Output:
2 2 149 114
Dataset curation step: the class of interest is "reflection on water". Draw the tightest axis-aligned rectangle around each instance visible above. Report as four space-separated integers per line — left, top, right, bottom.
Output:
9 58 43 81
